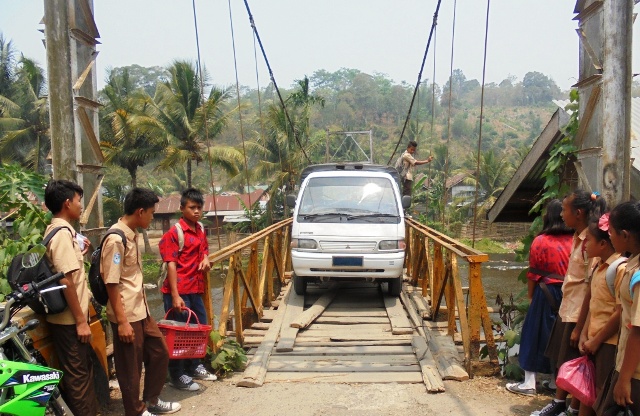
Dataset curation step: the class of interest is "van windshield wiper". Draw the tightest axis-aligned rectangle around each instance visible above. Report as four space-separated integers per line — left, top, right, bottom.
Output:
346 213 399 220
300 212 343 220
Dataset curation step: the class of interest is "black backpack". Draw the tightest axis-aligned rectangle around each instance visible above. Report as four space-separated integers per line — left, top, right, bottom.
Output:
88 229 127 306
7 227 70 314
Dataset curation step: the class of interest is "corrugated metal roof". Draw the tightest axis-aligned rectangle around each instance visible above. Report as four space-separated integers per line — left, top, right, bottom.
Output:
155 190 267 215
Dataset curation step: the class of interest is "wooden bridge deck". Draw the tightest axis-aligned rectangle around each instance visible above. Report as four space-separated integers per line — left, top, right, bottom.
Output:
238 280 470 391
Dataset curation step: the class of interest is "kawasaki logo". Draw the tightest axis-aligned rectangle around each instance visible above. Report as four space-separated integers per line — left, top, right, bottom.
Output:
22 372 60 383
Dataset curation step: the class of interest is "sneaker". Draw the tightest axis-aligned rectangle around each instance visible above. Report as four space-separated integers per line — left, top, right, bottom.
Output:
506 382 536 397
541 379 557 393
190 364 217 381
562 408 578 416
531 400 566 416
140 411 157 416
169 374 200 391
147 398 181 414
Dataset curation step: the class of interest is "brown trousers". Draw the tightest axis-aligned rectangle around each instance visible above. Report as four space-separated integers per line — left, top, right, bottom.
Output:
402 179 413 198
49 323 98 416
111 315 169 416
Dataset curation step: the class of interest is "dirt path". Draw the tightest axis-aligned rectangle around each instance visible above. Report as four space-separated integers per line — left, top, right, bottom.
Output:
102 373 553 416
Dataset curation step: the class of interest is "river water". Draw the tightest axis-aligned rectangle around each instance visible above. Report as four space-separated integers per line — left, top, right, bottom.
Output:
144 253 527 325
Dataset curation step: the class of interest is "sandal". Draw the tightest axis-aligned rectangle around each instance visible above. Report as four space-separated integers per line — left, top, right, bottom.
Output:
506 382 537 397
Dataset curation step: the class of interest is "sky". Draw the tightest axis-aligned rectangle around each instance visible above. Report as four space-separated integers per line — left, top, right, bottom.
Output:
1 1 639 92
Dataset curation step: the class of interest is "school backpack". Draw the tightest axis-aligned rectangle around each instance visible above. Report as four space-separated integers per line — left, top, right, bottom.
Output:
7 227 70 314
605 257 627 297
88 229 127 306
394 153 408 179
157 222 205 293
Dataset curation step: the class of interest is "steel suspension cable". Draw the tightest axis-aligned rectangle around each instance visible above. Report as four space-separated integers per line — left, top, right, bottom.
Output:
191 0 222 250
471 0 491 248
427 25 437 217
242 0 310 164
442 0 457 226
387 0 442 165
227 0 254 232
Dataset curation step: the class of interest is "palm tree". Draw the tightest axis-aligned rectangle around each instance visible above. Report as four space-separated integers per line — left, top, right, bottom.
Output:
460 149 513 218
0 57 49 171
287 76 325 144
146 60 241 188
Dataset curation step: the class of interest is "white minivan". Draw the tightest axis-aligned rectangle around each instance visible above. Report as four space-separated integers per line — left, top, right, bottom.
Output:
286 163 411 296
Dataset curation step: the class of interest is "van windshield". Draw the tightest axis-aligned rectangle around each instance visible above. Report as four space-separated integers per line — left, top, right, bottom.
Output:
298 177 400 223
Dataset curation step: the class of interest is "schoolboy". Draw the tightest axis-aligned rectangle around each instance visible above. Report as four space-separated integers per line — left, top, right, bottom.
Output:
159 188 216 391
43 179 97 415
101 188 180 416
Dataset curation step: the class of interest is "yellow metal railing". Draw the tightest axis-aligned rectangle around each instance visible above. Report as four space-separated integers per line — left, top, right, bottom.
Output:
203 218 292 345
405 218 498 372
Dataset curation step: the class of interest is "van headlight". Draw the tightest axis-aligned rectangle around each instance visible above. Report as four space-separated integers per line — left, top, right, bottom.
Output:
291 238 318 249
378 239 405 250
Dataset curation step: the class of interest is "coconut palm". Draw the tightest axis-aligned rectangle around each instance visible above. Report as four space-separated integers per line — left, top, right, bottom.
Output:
145 60 241 188
460 149 513 217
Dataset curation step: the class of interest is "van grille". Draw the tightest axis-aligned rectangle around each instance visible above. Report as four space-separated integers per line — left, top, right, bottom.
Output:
319 241 377 251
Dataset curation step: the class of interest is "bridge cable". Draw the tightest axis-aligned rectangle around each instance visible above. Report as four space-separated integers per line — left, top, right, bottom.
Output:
427 25 437 218
252 31 277 225
191 0 222 249
441 0 457 226
242 0 311 164
228 0 255 232
387 0 443 165
471 0 491 248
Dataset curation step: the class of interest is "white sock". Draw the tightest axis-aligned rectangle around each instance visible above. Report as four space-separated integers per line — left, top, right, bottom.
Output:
553 399 564 403
567 405 578 414
520 371 536 389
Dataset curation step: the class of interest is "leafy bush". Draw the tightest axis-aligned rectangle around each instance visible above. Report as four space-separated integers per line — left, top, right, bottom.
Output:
208 330 247 376
0 164 50 297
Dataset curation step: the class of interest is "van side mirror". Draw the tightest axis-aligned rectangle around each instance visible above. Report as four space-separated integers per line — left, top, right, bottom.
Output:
401 195 411 209
286 194 297 208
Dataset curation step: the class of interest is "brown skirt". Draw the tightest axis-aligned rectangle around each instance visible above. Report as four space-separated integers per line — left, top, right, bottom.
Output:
545 319 580 370
593 370 640 416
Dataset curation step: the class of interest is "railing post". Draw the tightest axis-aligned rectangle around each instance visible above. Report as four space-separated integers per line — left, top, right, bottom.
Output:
233 260 244 345
445 252 456 336
468 261 498 362
431 244 444 317
218 256 236 336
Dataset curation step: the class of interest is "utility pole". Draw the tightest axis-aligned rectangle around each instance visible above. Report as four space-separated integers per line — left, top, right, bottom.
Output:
43 0 104 232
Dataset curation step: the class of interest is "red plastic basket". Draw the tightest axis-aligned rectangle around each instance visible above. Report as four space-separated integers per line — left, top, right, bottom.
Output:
158 307 212 359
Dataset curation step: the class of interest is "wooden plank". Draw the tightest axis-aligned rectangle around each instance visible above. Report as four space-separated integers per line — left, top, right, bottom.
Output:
412 335 446 392
265 371 423 384
304 323 390 331
328 335 412 342
290 287 337 329
260 309 276 322
271 345 414 356
237 283 291 388
268 362 420 372
409 289 431 320
321 310 388 317
292 340 412 347
384 294 414 335
242 329 267 336
269 354 417 364
431 335 469 381
275 289 305 352
75 106 104 163
314 316 389 325
250 322 270 330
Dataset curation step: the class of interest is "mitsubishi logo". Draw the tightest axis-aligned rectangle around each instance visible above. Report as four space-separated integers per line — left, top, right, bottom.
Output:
345 245 351 249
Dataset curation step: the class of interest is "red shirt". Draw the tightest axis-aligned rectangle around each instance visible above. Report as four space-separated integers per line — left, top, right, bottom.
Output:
158 218 209 295
527 233 573 285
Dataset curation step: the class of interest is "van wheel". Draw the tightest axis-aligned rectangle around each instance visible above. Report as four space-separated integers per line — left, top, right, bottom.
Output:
388 277 402 297
293 273 307 296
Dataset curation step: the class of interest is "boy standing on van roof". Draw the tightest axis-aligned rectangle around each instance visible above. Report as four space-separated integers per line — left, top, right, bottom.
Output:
101 188 180 416
159 188 216 391
43 179 97 415
400 140 434 198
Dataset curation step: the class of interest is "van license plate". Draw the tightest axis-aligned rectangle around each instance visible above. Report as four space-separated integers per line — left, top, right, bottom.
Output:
332 257 363 266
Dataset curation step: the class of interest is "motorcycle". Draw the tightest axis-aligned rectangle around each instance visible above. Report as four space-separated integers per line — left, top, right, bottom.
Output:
0 245 73 416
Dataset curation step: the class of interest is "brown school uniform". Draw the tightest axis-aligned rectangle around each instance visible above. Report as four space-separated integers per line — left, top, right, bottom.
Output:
595 254 640 415
44 218 97 415
101 219 169 416
587 253 624 391
546 229 593 369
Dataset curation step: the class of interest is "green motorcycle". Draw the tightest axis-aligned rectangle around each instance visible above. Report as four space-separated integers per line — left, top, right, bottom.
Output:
0 245 72 415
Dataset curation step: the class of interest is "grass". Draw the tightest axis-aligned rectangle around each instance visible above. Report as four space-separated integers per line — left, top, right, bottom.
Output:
459 238 514 254
142 253 161 284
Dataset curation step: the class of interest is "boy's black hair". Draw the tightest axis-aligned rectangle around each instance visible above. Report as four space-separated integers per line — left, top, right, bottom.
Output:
540 199 573 236
123 188 159 215
44 179 84 215
180 188 204 207
610 201 640 242
407 140 418 149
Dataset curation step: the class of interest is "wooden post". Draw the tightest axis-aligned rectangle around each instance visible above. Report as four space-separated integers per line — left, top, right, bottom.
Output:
44 0 76 181
233 264 244 345
218 257 236 336
431 244 443 317
602 0 632 203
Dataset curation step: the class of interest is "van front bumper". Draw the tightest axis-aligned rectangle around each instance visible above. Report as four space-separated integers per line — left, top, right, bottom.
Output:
291 250 405 279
